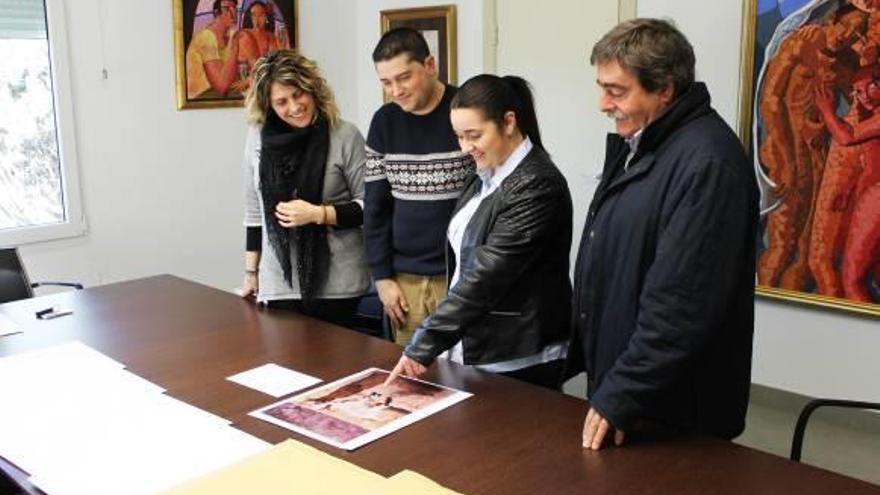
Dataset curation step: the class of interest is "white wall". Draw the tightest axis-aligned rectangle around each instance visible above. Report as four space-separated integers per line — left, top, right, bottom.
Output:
20 0 246 293
638 0 880 402
299 0 358 120
18 0 478 291
19 1 359 294
637 0 741 126
353 0 487 132
493 0 619 258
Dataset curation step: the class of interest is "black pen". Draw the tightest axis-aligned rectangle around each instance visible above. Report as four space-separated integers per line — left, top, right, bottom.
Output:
35 307 53 319
35 306 73 320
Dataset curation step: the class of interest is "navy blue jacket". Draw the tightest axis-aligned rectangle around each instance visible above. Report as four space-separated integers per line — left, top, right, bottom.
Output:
569 82 759 439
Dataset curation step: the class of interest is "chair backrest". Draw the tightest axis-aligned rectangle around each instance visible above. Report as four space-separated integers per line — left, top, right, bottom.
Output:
0 248 33 304
791 398 880 462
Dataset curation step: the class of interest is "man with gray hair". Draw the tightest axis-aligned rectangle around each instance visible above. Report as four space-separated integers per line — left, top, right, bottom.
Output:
569 18 759 450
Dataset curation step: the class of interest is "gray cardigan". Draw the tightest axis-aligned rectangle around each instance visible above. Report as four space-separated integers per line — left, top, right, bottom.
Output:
243 119 370 302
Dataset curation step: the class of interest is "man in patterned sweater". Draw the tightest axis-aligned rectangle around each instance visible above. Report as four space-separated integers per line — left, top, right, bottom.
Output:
365 28 474 346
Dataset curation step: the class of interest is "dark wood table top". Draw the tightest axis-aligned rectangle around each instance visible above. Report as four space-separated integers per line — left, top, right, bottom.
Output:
1 275 877 495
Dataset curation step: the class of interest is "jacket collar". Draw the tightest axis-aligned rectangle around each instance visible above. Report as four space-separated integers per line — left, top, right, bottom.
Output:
591 82 714 211
478 137 533 193
593 82 714 207
635 81 713 155
605 82 713 161
454 145 549 216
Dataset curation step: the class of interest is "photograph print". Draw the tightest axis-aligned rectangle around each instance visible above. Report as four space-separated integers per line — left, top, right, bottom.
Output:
250 368 471 450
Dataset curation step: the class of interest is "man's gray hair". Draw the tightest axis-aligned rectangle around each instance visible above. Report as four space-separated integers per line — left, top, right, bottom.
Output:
591 18 695 98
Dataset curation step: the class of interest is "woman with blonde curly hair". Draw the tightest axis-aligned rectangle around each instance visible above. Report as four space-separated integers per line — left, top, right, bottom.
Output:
240 49 369 329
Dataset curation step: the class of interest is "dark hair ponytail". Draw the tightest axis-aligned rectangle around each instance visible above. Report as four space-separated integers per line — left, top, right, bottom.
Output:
451 74 543 149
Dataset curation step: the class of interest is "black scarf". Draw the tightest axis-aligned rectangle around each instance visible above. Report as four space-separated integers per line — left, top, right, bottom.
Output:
259 111 330 305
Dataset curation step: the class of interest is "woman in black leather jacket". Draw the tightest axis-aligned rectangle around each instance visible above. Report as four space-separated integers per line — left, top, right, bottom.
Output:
385 74 573 389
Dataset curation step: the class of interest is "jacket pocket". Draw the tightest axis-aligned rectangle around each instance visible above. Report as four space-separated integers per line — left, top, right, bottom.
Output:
488 310 523 317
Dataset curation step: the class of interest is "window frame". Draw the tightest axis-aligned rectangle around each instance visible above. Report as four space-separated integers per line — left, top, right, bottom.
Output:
0 0 85 246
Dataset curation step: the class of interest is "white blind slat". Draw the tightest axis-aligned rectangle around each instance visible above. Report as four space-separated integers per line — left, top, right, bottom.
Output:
0 0 47 40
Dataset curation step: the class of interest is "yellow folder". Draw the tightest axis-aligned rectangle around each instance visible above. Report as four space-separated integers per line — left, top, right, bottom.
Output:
156 439 385 495
157 438 467 495
382 470 466 494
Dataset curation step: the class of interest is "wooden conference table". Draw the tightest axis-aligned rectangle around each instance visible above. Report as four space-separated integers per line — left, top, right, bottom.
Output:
0 275 878 495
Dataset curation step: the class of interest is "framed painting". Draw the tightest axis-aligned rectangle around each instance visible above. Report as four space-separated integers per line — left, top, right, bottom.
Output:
380 5 457 85
739 0 880 316
173 0 299 109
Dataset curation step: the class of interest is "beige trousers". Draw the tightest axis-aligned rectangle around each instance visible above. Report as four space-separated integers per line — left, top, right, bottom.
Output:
391 272 448 346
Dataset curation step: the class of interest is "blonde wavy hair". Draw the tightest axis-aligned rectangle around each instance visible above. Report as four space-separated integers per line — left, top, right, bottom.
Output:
244 49 340 127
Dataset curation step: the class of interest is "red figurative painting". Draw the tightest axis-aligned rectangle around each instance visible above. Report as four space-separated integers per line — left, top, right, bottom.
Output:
173 0 297 109
749 0 880 313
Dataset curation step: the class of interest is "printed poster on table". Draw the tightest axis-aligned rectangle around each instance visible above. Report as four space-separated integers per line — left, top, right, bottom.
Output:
250 368 471 450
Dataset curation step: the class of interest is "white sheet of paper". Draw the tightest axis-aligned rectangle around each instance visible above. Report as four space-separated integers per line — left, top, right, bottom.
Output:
0 340 125 371
227 363 321 397
29 423 269 495
0 341 270 495
0 312 22 337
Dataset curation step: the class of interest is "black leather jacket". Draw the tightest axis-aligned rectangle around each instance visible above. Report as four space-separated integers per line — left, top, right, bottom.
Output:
405 146 572 366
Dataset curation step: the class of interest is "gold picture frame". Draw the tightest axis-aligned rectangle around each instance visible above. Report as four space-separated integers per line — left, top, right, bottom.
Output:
173 0 299 110
738 0 880 317
379 5 457 85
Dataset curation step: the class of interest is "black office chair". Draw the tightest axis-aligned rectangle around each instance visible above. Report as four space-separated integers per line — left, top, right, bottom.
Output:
351 280 385 338
790 398 880 461
0 247 83 304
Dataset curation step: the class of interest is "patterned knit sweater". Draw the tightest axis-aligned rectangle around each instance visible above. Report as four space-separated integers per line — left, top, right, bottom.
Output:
364 85 474 279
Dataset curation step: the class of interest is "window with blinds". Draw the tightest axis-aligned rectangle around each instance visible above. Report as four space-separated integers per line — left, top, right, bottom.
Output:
0 0 84 244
